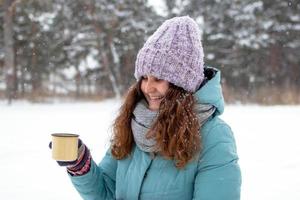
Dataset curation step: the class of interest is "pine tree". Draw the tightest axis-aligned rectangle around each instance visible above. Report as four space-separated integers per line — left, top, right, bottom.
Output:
175 0 300 102
42 0 162 99
14 0 53 99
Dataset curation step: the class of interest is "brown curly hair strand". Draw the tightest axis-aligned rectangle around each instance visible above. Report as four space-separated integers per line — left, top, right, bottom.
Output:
111 81 202 169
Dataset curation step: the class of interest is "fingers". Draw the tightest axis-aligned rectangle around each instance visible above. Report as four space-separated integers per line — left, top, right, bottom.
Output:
57 160 77 167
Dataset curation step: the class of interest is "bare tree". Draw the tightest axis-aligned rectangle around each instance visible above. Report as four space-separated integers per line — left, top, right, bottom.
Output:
3 0 17 104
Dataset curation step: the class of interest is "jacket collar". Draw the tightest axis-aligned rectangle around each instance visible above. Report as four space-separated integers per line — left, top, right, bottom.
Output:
193 67 225 116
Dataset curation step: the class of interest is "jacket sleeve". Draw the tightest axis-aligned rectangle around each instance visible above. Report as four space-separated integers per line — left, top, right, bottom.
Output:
193 123 242 200
69 149 117 200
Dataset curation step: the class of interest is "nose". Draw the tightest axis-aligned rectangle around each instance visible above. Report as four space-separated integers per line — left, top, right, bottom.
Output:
144 79 155 93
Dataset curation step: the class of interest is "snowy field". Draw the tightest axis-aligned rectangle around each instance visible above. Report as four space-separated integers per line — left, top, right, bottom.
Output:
0 99 300 200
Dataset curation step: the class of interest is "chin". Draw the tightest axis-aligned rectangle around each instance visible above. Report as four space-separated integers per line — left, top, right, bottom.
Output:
149 105 159 111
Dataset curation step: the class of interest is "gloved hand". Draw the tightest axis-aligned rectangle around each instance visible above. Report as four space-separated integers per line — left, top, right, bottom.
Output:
49 139 90 169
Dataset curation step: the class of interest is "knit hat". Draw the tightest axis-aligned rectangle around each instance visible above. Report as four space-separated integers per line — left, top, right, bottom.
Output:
134 16 204 92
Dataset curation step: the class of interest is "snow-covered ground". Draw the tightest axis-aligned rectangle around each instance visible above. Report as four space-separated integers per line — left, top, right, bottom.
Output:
0 99 299 200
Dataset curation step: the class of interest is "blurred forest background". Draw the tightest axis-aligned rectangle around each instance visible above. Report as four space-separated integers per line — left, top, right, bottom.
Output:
0 0 299 104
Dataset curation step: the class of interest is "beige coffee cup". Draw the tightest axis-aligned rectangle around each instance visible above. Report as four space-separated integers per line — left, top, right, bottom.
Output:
51 133 79 161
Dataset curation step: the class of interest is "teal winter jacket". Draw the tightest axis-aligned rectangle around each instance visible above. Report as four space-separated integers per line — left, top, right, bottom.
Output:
69 68 242 200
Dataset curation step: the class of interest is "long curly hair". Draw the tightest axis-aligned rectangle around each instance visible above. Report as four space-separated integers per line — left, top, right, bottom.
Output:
111 80 201 169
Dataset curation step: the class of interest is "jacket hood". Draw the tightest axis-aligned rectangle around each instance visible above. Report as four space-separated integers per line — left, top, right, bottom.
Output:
194 67 224 116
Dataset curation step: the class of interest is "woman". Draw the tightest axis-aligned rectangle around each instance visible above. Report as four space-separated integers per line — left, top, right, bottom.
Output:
55 16 241 200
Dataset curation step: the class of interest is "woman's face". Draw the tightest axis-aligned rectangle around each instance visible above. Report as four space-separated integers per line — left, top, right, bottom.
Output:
140 75 170 111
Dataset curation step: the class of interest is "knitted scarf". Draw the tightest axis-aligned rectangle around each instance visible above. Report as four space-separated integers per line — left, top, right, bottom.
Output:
131 99 216 153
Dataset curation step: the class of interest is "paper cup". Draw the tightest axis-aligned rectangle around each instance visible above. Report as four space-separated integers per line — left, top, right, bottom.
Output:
51 133 79 161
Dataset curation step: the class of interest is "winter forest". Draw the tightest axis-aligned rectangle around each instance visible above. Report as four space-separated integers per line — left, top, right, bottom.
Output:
1 0 299 104
1 1 300 200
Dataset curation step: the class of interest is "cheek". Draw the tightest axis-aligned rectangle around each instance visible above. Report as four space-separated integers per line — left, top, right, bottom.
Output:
140 81 146 94
161 83 169 95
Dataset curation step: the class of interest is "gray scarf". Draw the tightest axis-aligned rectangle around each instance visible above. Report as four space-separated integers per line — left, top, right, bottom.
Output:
131 100 216 152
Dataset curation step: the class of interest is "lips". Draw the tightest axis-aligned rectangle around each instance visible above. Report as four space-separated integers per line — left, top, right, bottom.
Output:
149 96 164 100
146 95 165 110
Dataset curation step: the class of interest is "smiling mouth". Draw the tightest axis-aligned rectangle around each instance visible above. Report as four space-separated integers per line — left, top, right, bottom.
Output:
148 96 164 101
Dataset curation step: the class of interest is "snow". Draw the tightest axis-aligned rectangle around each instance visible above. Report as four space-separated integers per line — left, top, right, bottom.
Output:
147 0 168 17
243 1 263 13
0 100 300 200
78 53 100 73
208 33 228 40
